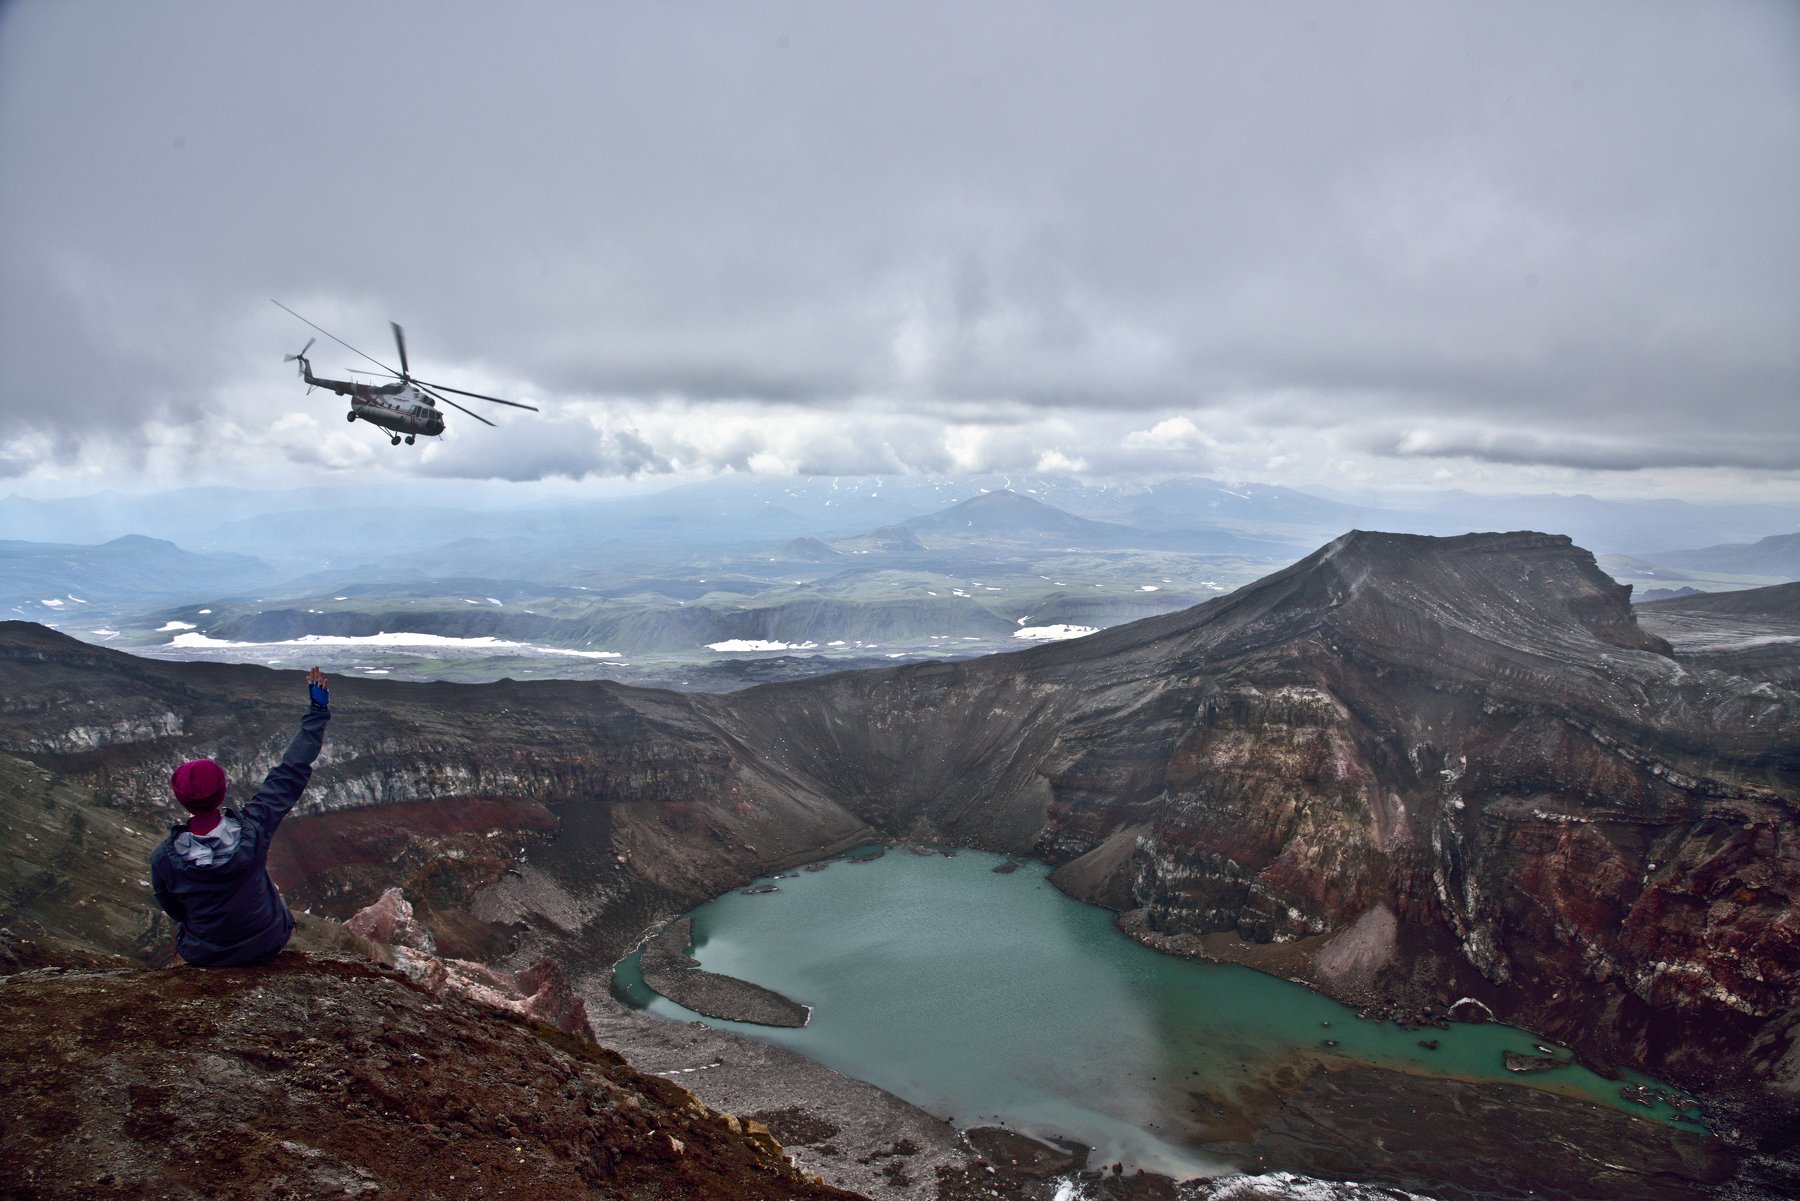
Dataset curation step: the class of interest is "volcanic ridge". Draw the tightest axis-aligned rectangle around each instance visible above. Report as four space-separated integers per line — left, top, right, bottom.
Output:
1 529 1795 1199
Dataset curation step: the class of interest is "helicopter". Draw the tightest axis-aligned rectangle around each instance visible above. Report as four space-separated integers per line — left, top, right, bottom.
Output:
273 300 537 445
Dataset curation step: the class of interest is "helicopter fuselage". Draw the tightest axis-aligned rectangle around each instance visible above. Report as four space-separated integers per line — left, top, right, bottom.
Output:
276 303 537 443
297 358 446 438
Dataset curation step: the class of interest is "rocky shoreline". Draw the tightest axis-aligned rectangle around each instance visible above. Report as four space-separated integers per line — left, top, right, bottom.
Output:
581 964 969 1201
638 917 811 1028
573 879 1748 1201
584 954 1744 1201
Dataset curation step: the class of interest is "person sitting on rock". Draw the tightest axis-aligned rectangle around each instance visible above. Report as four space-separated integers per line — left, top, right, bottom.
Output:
150 667 331 967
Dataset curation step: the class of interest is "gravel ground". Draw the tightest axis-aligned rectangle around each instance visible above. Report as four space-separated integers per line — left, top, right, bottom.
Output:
581 967 971 1200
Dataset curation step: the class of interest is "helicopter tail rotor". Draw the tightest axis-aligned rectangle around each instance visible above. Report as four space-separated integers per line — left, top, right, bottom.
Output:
284 337 316 388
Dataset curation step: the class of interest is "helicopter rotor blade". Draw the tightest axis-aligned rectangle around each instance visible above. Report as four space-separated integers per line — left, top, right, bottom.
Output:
273 300 535 415
412 378 539 410
421 386 498 427
270 300 401 377
282 336 316 363
346 367 402 377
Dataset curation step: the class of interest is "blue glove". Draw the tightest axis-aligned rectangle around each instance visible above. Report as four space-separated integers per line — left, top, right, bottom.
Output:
307 667 329 708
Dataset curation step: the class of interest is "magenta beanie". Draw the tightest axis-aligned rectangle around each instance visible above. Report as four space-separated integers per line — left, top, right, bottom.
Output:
170 759 228 813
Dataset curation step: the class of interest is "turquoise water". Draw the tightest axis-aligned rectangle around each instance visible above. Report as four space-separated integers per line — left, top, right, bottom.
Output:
615 849 1700 1177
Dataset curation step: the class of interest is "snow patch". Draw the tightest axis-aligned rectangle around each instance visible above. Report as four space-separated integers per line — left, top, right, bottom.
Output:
706 639 820 653
1013 624 1097 642
166 631 622 658
1448 996 1496 1020
157 620 197 631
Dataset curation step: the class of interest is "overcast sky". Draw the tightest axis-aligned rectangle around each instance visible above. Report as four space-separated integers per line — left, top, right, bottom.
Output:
1 1 1795 503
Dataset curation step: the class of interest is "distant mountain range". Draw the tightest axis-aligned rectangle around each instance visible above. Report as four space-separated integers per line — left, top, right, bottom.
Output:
7 479 1800 679
1638 579 1800 621
0 535 277 615
904 489 1128 541
1638 531 1800 579
8 475 1797 572
895 489 1297 555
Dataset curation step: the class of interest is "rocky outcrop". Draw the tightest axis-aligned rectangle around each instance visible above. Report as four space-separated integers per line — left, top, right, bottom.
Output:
388 946 597 1042
345 885 436 952
344 885 597 1041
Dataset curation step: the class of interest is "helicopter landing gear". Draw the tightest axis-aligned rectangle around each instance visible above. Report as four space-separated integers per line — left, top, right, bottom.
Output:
346 411 356 423
390 434 402 446
405 434 415 445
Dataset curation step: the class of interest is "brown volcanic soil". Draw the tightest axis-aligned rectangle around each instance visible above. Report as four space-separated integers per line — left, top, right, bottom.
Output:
0 952 864 1201
1217 1065 1735 1201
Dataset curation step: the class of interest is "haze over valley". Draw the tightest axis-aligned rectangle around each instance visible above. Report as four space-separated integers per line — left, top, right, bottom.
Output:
7 474 1799 690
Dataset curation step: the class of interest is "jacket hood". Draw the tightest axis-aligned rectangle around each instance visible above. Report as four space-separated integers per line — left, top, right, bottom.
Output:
173 812 244 869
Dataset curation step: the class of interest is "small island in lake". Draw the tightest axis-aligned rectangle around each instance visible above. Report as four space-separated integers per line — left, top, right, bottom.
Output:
638 917 811 1028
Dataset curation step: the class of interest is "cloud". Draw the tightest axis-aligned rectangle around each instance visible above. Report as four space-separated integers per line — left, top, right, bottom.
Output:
1034 450 1089 475
1381 425 1800 473
1124 417 1207 451
0 1 1794 500
414 408 673 483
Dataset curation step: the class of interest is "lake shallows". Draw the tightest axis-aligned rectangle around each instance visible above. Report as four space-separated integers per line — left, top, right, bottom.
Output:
616 848 1696 1177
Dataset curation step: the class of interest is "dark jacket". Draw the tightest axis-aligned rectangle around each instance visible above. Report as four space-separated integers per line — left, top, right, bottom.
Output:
150 702 329 966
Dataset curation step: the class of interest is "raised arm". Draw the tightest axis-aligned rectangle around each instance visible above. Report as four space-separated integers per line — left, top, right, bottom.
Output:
241 667 331 838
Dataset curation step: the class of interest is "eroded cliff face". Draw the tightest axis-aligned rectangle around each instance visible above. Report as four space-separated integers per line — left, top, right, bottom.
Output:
703 532 1799 1100
2 530 1795 1110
